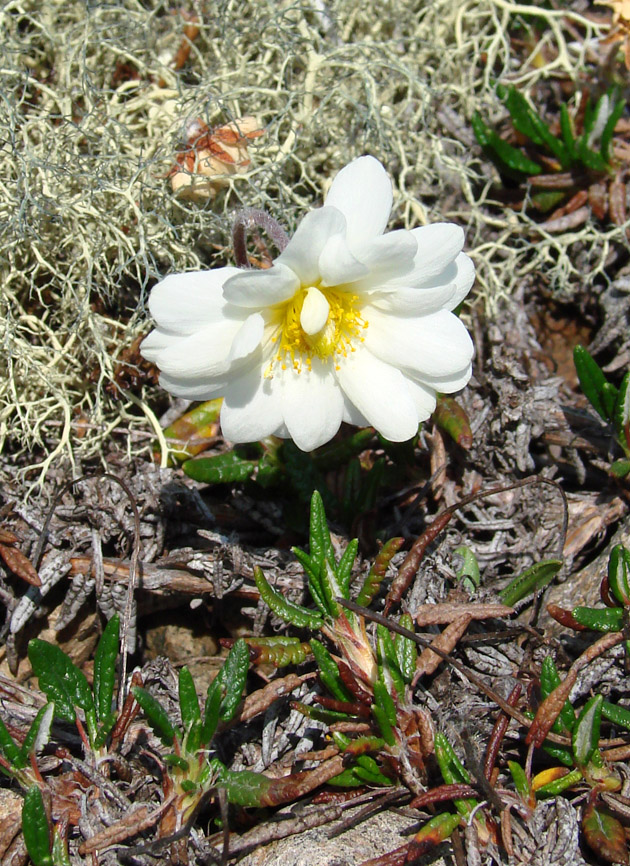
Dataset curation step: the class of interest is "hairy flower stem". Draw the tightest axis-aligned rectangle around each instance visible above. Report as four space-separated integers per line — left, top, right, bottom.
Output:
232 208 290 267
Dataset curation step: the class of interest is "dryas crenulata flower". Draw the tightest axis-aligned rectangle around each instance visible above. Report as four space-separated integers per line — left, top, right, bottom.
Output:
142 156 475 452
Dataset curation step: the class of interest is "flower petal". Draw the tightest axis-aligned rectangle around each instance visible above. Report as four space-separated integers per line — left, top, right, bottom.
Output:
324 156 393 252
141 328 180 361
223 262 300 308
155 321 244 380
148 268 240 335
158 372 229 401
281 360 344 451
335 349 419 442
276 207 346 285
227 313 265 362
220 368 283 443
353 230 418 287
318 233 369 286
368 284 456 316
364 308 474 379
404 378 437 420
411 364 473 393
444 253 475 310
387 224 465 287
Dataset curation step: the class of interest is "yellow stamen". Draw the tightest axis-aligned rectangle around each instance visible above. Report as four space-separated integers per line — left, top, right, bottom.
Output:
266 284 366 376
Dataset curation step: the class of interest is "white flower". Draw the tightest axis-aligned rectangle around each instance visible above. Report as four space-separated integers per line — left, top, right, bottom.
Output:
141 156 475 452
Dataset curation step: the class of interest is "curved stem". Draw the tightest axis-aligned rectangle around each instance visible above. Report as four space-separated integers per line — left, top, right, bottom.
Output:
232 208 290 268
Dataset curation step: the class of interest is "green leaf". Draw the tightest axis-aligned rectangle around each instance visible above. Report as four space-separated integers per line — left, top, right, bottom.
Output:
614 372 630 452
131 686 177 746
608 544 630 607
411 812 462 849
599 92 625 165
395 614 417 684
214 638 249 722
182 451 258 484
28 640 95 731
178 666 201 733
601 700 630 731
482 124 543 175
377 625 405 698
318 559 342 619
310 639 351 701
501 85 545 145
572 694 603 768
574 345 616 422
22 786 52 866
200 677 222 747
93 614 119 723
434 732 477 819
178 666 201 754
336 538 358 599
454 545 480 592
19 703 55 767
254 566 323 630
499 559 563 606
535 768 582 798
508 761 531 801
292 547 328 616
372 679 397 746
610 459 630 478
571 606 624 633
0 714 22 769
215 764 273 807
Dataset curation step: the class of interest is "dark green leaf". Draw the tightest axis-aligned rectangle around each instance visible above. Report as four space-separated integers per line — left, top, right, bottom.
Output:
93 614 119 722
508 761 531 801
614 372 630 451
0 715 21 768
574 345 614 421
601 699 630 731
610 459 630 478
377 625 405 698
22 786 52 866
178 666 201 734
131 686 177 746
200 677 222 746
499 559 563 606
600 93 625 165
572 694 603 767
572 606 624 632
182 452 257 484
395 614 417 684
608 544 630 607
336 538 358 599
214 638 249 722
254 566 323 630
19 703 55 766
310 639 351 701
28 640 95 729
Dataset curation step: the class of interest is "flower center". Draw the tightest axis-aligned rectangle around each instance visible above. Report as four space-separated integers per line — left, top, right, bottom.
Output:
268 285 366 374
